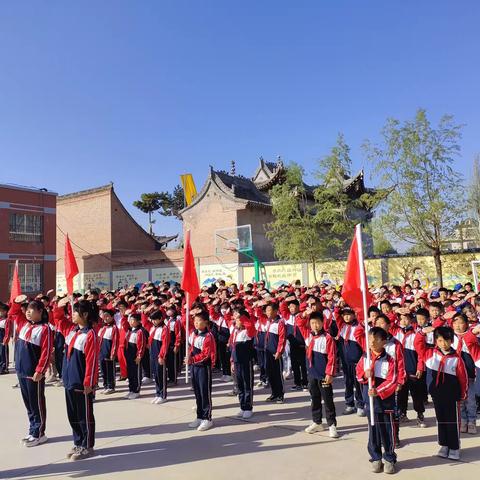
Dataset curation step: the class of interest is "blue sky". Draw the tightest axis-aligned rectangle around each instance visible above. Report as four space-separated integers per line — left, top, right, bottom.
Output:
1 1 479 240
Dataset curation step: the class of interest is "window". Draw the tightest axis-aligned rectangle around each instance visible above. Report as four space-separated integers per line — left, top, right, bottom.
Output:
9 213 43 242
9 263 43 294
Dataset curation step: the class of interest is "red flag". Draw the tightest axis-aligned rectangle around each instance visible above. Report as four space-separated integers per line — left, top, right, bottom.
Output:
64 234 79 296
342 225 372 321
9 260 22 303
181 230 200 304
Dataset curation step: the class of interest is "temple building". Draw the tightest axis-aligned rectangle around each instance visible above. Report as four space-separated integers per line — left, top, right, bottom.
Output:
181 158 380 264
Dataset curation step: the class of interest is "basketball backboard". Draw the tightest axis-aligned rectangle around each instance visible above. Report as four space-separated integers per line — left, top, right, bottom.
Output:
214 225 252 256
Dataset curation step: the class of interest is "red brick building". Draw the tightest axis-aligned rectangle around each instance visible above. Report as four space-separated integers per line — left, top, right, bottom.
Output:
0 184 57 300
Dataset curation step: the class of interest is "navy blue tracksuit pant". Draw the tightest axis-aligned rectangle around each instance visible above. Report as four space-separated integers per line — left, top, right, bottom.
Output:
433 396 461 450
18 376 47 438
65 389 95 449
150 342 167 399
344 362 364 409
367 410 397 463
100 358 116 390
265 351 284 398
192 364 212 420
0 343 8 373
125 345 142 394
256 349 268 384
235 360 254 411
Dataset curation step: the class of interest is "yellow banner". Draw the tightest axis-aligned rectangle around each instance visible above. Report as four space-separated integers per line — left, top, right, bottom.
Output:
180 174 197 206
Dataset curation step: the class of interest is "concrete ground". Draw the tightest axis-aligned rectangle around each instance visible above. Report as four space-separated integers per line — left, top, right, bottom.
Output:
0 367 479 480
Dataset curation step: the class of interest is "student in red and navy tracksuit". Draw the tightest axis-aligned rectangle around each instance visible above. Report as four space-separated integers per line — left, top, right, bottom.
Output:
98 308 119 394
424 326 468 461
209 302 232 381
296 311 339 438
124 313 147 399
452 313 480 434
263 302 286 403
11 296 53 447
386 313 427 428
229 309 256 419
165 306 182 384
53 299 99 460
0 302 10 373
280 297 308 391
143 310 170 404
337 307 366 415
356 327 399 474
187 310 216 432
374 314 410 444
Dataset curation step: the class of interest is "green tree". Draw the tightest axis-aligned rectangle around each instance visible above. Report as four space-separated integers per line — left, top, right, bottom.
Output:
157 185 184 220
370 218 397 255
265 163 324 281
265 134 381 281
364 109 465 286
133 192 163 235
312 133 359 258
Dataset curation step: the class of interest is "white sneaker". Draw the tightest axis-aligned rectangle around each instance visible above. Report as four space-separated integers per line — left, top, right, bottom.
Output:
243 410 254 420
192 405 197 411
142 377 153 385
125 392 133 399
236 410 245 418
104 388 115 395
151 397 159 404
24 435 48 447
253 364 259 372
356 408 366 417
329 425 339 438
448 449 460 461
129 392 140 399
155 397 167 404
20 435 33 444
224 375 233 382
437 446 449 458
188 419 202 428
305 423 325 434
197 420 213 431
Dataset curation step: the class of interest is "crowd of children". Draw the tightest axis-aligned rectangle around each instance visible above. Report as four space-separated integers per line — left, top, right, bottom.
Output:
1 278 479 474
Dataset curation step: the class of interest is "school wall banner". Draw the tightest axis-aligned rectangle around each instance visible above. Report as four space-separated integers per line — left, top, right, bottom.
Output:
152 267 183 285
112 269 149 289
56 273 83 295
83 272 111 291
199 263 238 286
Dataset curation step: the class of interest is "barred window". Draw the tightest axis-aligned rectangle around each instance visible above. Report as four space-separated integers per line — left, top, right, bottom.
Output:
9 214 43 242
9 263 43 294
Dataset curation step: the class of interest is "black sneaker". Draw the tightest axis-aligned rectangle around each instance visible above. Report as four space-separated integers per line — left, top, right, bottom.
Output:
276 397 285 404
265 395 277 402
290 385 301 391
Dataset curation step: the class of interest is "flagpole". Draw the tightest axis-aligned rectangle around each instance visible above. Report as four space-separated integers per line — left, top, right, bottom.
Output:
356 224 375 426
185 292 190 384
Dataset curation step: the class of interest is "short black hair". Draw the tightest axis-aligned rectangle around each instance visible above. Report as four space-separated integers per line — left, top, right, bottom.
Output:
369 326 387 342
452 313 468 325
415 308 430 318
376 313 391 325
194 310 210 323
309 311 324 322
150 311 164 321
434 326 454 342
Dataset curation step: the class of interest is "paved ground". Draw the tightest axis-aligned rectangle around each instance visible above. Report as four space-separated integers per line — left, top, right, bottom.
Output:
1 367 479 480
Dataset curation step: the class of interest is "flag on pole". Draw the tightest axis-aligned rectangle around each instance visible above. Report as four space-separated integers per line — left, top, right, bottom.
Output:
180 174 198 206
343 224 375 425
342 225 372 321
9 260 22 303
181 230 200 304
64 234 79 296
